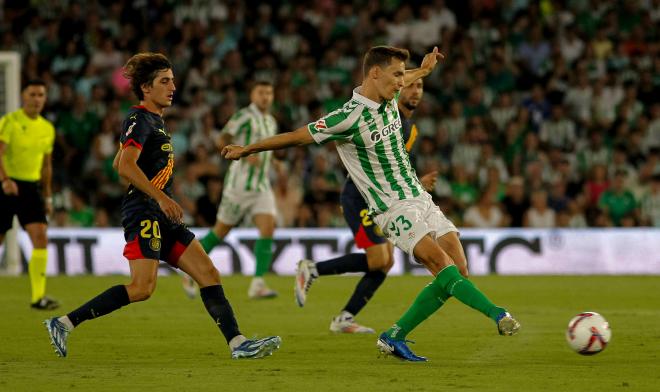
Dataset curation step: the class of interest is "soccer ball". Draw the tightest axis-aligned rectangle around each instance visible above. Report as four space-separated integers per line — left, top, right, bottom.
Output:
565 312 611 355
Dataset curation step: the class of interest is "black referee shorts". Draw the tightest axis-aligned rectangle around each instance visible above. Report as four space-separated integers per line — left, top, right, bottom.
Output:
0 179 48 234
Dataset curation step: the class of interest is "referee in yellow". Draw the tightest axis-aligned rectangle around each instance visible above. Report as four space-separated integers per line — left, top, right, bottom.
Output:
0 79 59 310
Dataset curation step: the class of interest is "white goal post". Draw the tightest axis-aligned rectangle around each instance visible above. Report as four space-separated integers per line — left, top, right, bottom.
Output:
0 51 21 276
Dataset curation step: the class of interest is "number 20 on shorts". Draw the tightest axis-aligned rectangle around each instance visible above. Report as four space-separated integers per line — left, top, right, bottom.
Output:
140 220 161 239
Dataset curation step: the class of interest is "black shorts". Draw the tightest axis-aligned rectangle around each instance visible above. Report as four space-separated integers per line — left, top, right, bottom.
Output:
122 208 195 267
0 179 47 234
341 180 387 249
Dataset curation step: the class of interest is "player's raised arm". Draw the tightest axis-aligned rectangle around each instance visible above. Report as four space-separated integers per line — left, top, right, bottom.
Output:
222 126 314 160
403 46 444 87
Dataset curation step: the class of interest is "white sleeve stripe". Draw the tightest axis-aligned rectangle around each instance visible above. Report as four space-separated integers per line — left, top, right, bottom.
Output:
324 105 363 134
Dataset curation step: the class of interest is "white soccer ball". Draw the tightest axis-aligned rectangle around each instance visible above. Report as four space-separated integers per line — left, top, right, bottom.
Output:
565 312 611 355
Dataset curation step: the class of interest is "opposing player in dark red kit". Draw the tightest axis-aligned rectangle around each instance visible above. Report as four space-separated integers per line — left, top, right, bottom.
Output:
44 52 281 359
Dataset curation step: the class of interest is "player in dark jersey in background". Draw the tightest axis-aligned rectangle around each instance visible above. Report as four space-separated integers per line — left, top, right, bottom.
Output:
294 77 437 333
43 53 281 359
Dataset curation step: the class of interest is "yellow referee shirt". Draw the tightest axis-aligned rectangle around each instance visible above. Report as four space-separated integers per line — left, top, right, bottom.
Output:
0 109 55 182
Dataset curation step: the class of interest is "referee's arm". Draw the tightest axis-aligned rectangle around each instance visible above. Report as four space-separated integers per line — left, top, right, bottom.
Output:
0 142 18 195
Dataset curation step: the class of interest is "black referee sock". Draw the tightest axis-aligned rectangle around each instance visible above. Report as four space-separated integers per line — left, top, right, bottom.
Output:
67 285 130 327
343 270 387 316
316 253 369 276
200 285 242 344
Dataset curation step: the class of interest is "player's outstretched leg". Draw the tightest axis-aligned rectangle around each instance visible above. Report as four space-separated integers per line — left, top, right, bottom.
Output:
44 317 70 357
377 333 427 362
179 240 281 359
331 243 392 334
418 236 519 334
294 259 319 307
438 264 521 335
294 253 368 307
330 269 386 334
377 275 450 361
231 336 283 359
43 284 132 358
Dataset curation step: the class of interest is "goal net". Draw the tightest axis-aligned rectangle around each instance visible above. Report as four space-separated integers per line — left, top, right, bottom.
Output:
0 51 21 276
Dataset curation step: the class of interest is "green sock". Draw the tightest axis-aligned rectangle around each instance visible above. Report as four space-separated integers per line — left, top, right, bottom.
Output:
386 279 449 341
254 238 273 277
200 230 221 253
436 265 504 321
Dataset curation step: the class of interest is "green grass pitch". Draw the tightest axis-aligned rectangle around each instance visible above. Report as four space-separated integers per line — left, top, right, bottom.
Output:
1 274 658 391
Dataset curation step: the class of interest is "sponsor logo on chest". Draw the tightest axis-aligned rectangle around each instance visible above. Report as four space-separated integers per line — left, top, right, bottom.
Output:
370 117 401 142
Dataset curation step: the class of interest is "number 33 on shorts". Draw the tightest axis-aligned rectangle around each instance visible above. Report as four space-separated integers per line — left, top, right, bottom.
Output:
388 215 412 237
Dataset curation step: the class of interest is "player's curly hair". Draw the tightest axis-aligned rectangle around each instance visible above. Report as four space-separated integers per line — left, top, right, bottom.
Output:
363 46 410 76
123 52 172 100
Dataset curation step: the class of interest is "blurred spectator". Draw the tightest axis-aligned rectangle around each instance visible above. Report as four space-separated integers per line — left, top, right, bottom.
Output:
517 25 551 78
450 165 478 212
539 104 577 151
69 190 95 227
524 190 556 228
548 180 570 213
501 177 529 227
584 164 610 206
640 174 660 227
522 84 551 130
56 94 101 177
598 170 638 226
195 176 223 227
440 100 466 144
463 190 505 228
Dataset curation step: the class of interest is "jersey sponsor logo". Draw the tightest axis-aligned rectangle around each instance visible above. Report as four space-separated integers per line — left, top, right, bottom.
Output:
314 119 327 130
370 118 401 142
161 143 173 152
126 122 136 136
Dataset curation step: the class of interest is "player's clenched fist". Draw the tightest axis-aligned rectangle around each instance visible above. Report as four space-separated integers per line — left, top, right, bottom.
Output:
222 144 247 160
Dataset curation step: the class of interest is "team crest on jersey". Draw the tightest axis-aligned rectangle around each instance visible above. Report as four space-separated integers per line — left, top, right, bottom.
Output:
149 237 161 251
315 119 327 130
126 122 136 136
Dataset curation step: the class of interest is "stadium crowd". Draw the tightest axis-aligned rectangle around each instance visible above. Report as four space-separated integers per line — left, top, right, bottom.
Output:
1 0 659 228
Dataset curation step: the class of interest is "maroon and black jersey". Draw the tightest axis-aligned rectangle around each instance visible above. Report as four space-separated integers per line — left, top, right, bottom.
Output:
119 106 174 220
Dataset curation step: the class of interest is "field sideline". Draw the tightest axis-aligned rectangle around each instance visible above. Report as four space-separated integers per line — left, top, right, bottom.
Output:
1 274 658 391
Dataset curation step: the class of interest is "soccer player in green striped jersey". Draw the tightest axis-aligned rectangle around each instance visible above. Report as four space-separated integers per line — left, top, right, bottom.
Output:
189 81 280 299
222 46 520 362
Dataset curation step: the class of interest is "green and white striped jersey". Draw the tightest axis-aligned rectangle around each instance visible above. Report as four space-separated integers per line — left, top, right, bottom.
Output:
224 103 277 193
307 87 424 214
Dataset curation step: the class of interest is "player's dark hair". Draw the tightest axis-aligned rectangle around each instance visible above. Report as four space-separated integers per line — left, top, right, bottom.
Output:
22 79 47 91
123 52 172 100
363 46 410 76
250 80 274 92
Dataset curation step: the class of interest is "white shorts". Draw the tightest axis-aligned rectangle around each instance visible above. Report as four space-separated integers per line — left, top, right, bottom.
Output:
217 190 277 226
373 192 458 255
